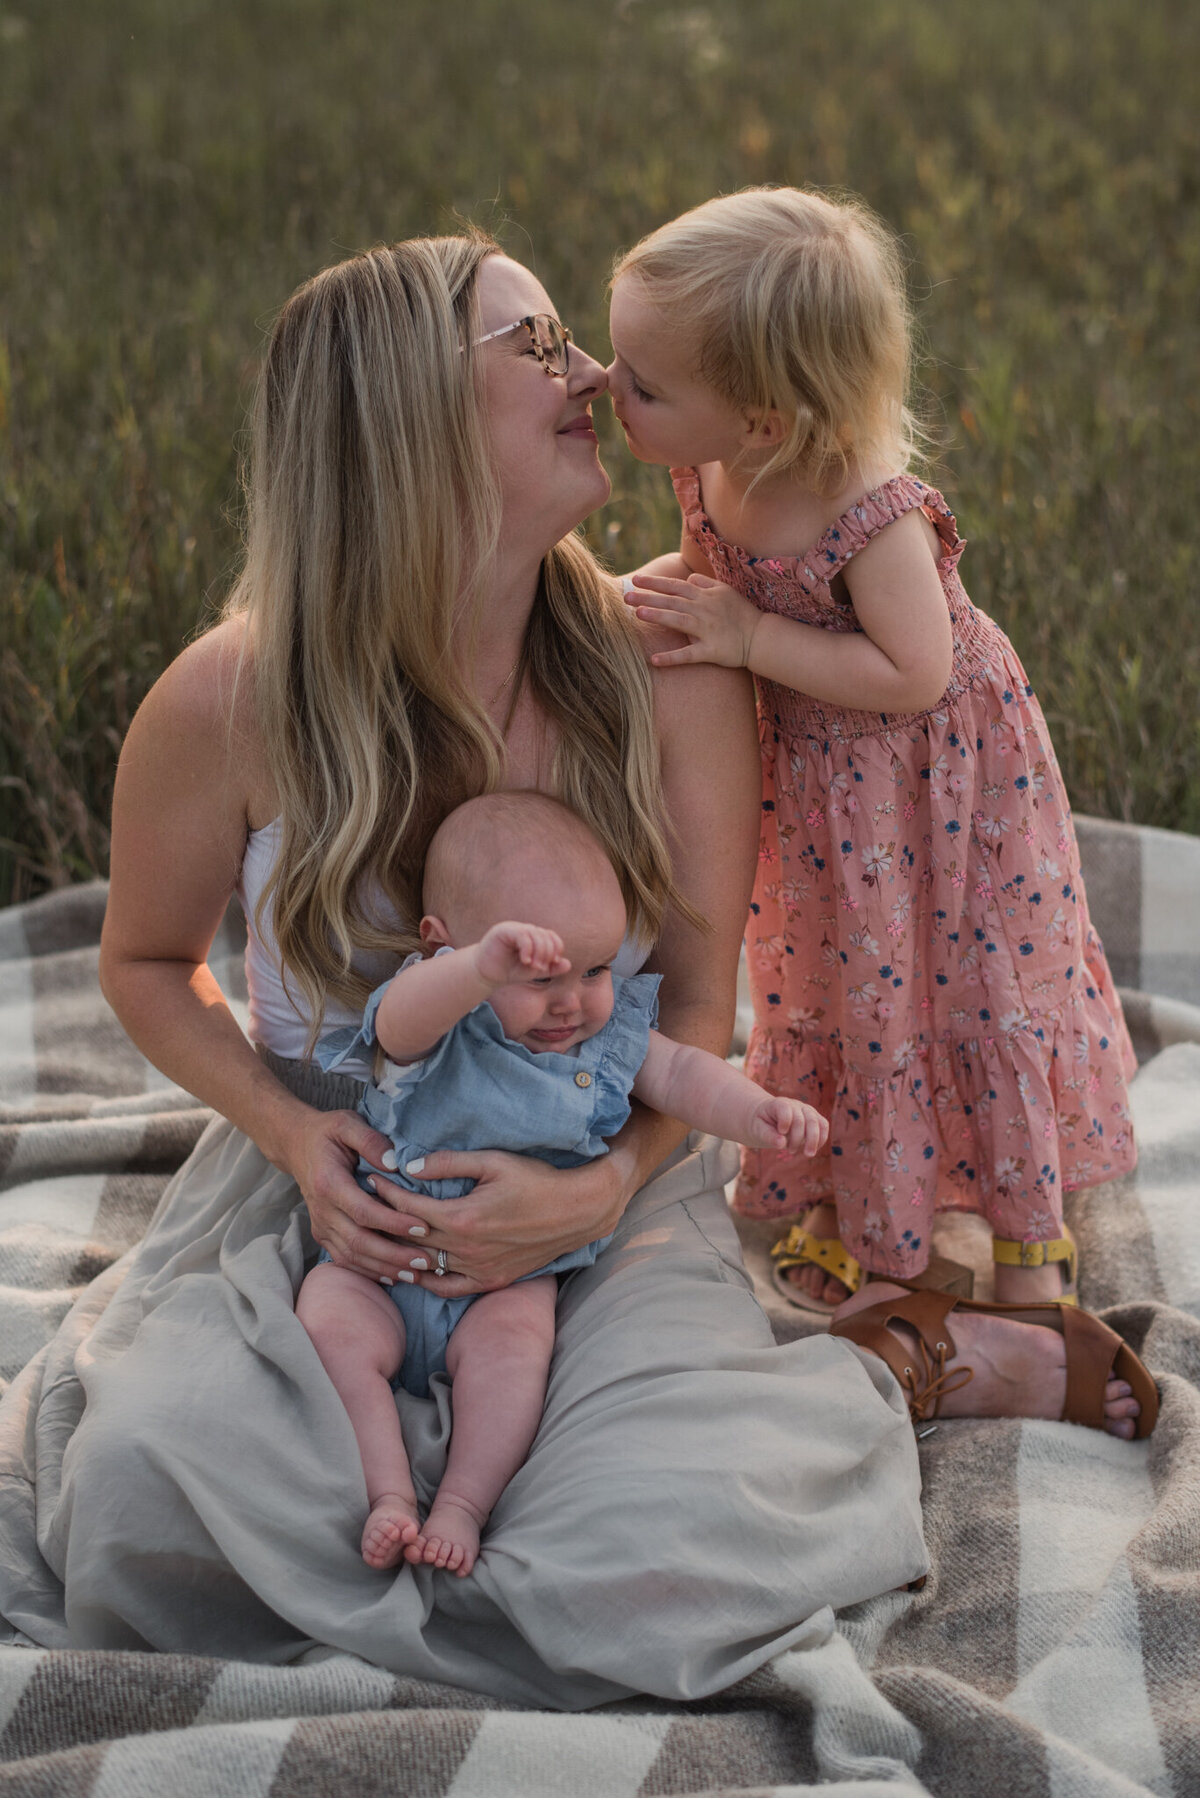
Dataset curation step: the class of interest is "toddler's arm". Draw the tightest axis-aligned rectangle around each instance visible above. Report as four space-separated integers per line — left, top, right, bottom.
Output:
627 507 952 713
621 522 719 591
374 925 568 1063
632 1032 828 1158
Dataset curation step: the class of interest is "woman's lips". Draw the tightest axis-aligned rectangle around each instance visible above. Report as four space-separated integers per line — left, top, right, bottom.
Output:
558 414 597 440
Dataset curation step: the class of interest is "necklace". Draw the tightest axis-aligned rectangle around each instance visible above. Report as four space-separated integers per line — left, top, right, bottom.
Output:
486 652 524 719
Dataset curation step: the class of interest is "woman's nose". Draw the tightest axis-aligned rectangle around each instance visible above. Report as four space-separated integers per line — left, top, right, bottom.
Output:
568 344 608 397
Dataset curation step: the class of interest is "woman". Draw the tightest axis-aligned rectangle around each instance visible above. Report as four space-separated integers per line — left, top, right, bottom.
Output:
0 234 1147 1708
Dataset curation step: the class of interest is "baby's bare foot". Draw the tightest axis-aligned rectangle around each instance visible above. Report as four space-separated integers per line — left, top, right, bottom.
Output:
404 1493 487 1578
835 1283 1141 1438
361 1492 422 1569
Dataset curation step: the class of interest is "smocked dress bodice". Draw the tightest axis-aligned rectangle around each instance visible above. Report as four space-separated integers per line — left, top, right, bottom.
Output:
674 467 1001 744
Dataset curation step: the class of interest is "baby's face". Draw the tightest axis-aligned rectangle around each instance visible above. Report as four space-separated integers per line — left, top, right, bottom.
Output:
485 882 627 1054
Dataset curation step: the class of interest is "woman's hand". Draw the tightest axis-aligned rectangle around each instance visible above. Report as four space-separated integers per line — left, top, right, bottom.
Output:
385 1149 629 1297
287 1105 428 1281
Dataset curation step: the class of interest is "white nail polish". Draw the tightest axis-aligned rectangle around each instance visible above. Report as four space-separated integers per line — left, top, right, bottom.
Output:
381 1149 398 1170
410 1257 429 1271
394 1270 415 1284
379 1277 394 1288
408 1225 428 1238
404 1156 425 1175
365 1177 377 1193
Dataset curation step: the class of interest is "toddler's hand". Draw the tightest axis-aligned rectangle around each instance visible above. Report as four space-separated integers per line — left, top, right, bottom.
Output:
475 922 570 988
748 1096 829 1158
624 572 762 670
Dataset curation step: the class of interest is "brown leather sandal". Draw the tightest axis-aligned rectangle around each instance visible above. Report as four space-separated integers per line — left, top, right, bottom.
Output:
829 1287 1158 1437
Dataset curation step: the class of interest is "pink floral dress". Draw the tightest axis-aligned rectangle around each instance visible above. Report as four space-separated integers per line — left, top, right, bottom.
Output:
673 467 1137 1277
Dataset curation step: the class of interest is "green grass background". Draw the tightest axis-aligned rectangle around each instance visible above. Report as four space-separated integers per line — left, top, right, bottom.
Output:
2 0 1197 902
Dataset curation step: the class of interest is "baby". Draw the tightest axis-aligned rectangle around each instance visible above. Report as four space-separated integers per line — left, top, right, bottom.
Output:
296 791 827 1576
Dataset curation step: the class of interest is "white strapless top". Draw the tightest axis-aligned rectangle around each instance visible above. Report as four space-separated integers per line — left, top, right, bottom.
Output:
238 818 651 1061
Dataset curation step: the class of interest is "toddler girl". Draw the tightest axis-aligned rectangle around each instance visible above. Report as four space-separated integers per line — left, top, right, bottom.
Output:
609 187 1135 1318
297 790 827 1574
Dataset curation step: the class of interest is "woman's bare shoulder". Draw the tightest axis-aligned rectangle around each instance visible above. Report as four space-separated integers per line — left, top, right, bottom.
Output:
625 606 689 670
127 616 274 821
147 614 253 719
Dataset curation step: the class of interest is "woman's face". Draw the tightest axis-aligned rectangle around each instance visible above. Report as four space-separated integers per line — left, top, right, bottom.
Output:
474 256 611 558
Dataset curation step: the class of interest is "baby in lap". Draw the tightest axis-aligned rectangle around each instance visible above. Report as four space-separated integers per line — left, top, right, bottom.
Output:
297 792 827 1575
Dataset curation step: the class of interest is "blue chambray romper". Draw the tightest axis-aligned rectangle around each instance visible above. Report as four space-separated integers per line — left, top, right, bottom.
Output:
316 954 661 1396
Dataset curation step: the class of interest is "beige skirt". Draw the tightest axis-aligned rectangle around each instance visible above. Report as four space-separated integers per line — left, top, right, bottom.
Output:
0 1057 925 1709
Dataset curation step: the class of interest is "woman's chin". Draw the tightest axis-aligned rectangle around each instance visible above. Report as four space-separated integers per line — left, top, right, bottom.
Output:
572 459 612 518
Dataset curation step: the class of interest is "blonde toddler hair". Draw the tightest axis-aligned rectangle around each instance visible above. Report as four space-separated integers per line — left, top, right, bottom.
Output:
613 186 921 494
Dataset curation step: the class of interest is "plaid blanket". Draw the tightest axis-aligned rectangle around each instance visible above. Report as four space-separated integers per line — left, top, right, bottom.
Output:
1 815 1198 1797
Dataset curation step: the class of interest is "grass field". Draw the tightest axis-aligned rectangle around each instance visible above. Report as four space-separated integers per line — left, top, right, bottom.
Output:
2 0 1197 901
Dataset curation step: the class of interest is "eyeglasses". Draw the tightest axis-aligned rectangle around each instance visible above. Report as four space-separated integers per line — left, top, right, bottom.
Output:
470 313 572 377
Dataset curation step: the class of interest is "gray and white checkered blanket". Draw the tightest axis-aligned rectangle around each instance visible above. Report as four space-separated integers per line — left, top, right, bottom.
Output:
1 815 1198 1797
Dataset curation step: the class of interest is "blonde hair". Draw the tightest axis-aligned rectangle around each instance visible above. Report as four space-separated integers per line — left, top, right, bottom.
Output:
224 236 676 1044
613 187 921 494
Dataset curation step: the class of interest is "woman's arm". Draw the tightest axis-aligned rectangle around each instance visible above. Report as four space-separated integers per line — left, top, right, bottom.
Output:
98 622 405 1279
397 646 760 1296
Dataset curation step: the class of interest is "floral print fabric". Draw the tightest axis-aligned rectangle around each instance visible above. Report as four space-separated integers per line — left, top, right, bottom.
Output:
673 467 1137 1278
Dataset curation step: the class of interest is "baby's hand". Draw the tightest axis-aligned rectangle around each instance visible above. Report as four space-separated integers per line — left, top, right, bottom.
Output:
624 571 762 670
748 1096 829 1158
474 922 570 988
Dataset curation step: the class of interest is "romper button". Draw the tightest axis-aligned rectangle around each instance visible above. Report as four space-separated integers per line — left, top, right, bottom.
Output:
574 1071 592 1088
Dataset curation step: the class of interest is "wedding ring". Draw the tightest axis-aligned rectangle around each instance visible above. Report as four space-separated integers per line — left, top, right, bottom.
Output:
435 1248 449 1277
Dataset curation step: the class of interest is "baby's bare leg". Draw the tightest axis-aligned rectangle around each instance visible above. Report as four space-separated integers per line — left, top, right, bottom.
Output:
296 1262 420 1568
410 1276 558 1578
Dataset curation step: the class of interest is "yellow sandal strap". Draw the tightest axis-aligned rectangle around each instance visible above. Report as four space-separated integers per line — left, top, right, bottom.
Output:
992 1233 1076 1273
993 1232 1078 1303
771 1226 863 1295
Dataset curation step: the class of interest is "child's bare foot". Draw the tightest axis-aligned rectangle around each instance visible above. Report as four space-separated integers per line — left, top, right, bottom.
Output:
404 1493 488 1577
361 1492 422 1569
835 1282 1144 1439
784 1203 856 1307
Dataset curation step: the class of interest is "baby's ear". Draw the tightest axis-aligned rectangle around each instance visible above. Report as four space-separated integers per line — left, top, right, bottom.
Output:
419 914 451 951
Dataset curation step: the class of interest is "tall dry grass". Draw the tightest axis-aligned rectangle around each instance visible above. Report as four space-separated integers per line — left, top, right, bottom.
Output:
2 0 1197 900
